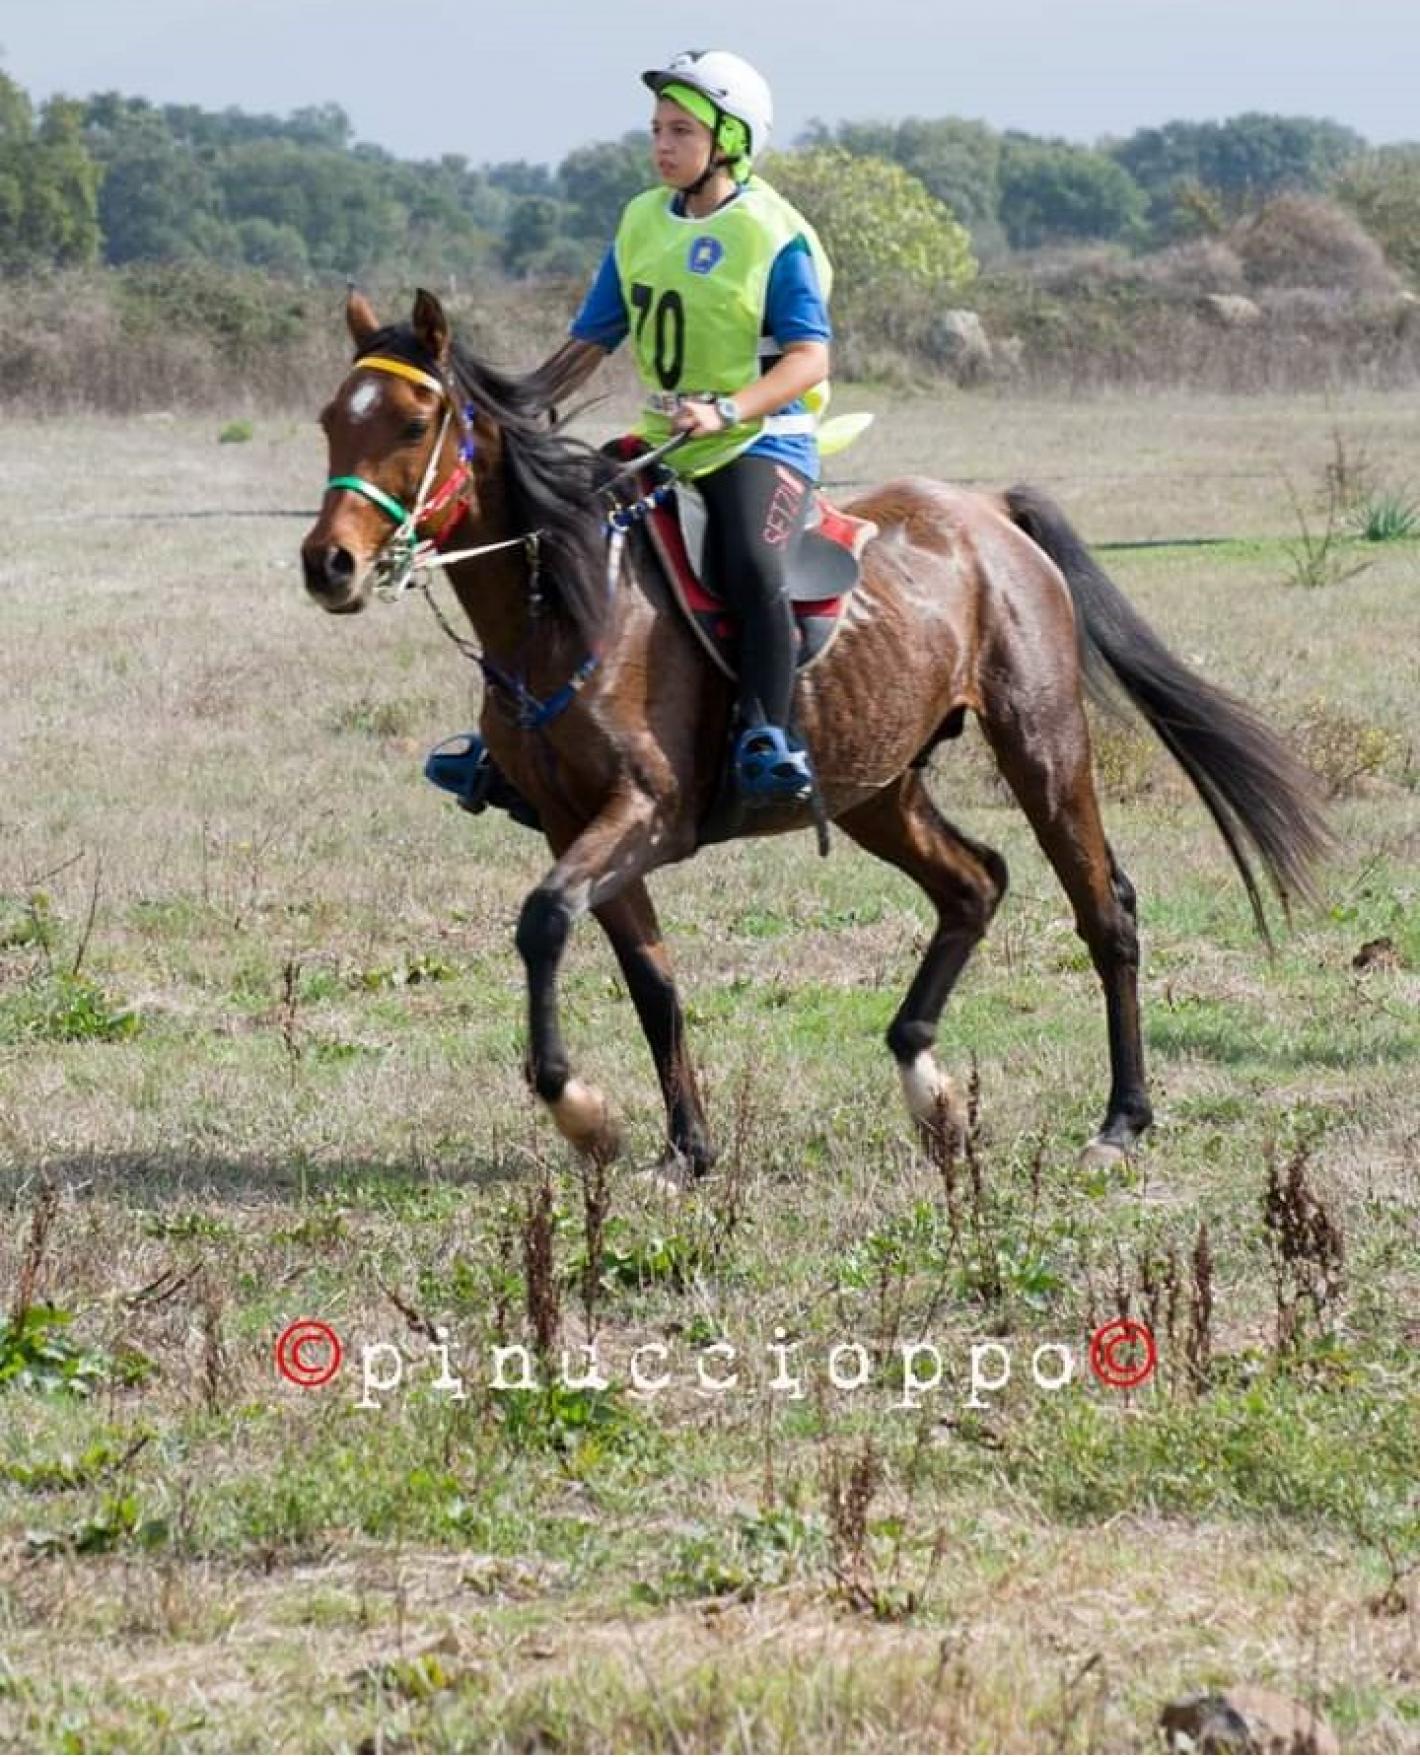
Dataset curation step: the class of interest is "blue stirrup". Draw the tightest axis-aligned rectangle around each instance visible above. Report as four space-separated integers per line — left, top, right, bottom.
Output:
734 725 815 803
424 734 543 829
424 733 493 810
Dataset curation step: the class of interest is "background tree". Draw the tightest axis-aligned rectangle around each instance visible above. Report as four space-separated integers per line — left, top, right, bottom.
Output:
998 136 1147 249
501 194 563 276
215 139 404 275
558 132 649 242
1112 114 1365 236
803 115 1004 251
80 99 232 263
760 146 976 324
0 75 102 271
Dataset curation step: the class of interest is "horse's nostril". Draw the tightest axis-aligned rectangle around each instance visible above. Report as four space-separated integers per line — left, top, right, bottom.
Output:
324 545 355 586
301 544 356 595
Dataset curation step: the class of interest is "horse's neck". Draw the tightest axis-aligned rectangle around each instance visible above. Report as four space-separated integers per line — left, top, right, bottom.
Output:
444 455 539 662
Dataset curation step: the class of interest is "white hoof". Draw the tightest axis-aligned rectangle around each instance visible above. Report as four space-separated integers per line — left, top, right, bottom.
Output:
548 1079 620 1162
898 1053 965 1142
635 1153 699 1198
1078 1136 1129 1172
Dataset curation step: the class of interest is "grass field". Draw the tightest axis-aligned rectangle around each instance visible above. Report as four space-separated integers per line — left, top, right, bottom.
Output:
1 386 1418 1752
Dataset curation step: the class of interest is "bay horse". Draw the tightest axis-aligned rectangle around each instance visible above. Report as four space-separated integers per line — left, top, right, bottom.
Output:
300 288 1329 1179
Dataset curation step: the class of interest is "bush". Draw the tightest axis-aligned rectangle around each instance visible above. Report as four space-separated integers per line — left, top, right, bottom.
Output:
1291 698 1403 796
1334 148 1420 286
1230 195 1399 296
1135 238 1248 297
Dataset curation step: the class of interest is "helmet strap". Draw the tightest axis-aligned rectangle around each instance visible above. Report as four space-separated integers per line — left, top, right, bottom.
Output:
677 101 732 199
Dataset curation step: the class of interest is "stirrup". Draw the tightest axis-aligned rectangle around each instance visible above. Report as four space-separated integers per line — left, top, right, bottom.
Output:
425 733 494 812
734 724 815 804
423 734 543 829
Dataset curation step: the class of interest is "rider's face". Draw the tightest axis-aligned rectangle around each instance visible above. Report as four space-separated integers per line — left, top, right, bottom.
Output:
651 97 715 188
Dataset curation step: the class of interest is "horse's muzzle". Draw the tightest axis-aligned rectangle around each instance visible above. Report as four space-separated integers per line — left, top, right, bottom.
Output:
301 541 366 613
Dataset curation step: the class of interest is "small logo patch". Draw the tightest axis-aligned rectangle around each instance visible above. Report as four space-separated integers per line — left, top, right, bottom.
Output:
687 236 724 275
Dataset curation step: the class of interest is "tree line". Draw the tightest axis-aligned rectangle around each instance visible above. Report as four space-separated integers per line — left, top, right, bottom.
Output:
3 65 1418 291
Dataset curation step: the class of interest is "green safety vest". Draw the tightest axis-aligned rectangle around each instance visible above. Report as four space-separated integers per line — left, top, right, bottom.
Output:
614 175 833 478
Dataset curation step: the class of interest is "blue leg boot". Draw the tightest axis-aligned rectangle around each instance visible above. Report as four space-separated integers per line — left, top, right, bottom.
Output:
424 734 542 830
734 724 815 806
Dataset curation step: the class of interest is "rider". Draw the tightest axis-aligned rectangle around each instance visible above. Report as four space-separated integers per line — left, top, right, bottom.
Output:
428 48 833 820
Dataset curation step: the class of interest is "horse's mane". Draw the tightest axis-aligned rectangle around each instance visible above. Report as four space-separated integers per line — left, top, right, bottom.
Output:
354 324 615 648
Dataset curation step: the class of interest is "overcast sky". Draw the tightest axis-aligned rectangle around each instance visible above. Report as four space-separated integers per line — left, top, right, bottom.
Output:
3 0 1415 164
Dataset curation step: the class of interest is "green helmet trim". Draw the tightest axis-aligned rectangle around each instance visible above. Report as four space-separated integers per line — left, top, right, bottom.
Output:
658 80 752 179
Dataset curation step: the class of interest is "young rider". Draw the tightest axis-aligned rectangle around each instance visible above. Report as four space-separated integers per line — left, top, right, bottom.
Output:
431 49 833 819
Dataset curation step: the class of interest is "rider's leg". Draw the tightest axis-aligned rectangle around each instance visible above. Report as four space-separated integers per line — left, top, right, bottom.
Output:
697 454 815 798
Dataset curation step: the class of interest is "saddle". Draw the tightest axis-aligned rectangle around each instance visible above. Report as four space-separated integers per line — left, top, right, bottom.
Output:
606 438 878 677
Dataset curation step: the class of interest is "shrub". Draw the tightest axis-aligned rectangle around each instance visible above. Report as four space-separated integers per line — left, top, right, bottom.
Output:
1334 147 1420 285
1230 195 1399 296
1355 491 1420 542
1135 237 1248 297
1292 697 1402 796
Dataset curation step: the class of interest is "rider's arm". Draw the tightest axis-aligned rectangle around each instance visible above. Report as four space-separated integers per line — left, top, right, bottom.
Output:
751 234 832 417
529 245 626 407
676 232 832 434
730 341 829 424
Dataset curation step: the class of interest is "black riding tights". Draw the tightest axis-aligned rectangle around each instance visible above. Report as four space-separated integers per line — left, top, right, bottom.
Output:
696 453 813 730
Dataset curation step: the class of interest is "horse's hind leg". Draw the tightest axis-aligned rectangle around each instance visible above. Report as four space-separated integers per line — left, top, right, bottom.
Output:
837 773 1008 1147
594 880 714 1177
980 706 1152 1167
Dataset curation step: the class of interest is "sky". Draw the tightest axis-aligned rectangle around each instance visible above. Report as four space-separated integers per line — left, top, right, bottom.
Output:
3 0 1416 164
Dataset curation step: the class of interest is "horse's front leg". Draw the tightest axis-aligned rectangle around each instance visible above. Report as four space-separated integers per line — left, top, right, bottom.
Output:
514 792 677 1164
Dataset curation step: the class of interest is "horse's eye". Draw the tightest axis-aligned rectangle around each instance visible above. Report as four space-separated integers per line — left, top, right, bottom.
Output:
402 418 430 442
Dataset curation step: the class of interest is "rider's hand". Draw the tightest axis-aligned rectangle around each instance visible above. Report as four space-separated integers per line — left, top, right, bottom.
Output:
672 399 726 437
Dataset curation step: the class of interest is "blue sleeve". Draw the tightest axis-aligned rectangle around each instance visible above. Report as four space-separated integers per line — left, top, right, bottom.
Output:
765 236 832 346
569 246 628 350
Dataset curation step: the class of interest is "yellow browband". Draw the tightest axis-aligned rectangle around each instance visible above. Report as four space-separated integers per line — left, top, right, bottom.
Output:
356 355 447 398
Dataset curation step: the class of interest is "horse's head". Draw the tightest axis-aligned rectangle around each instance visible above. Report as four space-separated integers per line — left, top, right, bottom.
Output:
301 288 477 614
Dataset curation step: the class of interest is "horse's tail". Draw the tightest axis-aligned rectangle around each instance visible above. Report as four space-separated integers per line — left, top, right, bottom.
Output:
1003 483 1332 940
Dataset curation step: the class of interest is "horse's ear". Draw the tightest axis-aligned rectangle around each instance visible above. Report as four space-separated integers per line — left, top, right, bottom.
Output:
346 287 380 348
412 288 451 368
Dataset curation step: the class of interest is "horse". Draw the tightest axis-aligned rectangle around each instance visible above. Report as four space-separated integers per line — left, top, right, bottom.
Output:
300 288 1330 1180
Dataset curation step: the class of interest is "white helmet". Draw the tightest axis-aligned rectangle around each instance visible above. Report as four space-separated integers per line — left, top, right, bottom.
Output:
642 49 774 160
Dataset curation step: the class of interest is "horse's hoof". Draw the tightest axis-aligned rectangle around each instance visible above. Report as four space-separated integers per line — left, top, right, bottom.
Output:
898 1053 966 1147
549 1079 621 1164
635 1152 700 1198
1078 1136 1130 1172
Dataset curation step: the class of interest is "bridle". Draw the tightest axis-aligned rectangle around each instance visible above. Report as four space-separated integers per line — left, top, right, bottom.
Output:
322 349 622 732
320 352 691 735
325 352 539 603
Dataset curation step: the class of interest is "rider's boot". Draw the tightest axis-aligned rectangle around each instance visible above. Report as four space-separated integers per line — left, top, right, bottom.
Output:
733 722 815 804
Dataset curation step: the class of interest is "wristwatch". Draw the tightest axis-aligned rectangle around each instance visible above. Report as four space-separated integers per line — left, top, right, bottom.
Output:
713 395 742 428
